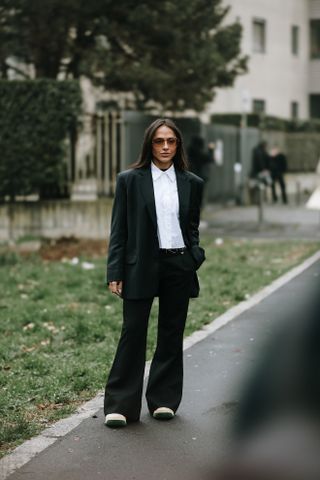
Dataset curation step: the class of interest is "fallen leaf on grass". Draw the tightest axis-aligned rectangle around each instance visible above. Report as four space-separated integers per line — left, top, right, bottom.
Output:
68 302 80 311
21 338 51 353
36 402 64 411
43 322 60 334
21 345 36 353
215 238 224 246
23 323 35 331
81 262 95 270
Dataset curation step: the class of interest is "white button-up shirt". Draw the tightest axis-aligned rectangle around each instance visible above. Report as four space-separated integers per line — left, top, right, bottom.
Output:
151 162 185 249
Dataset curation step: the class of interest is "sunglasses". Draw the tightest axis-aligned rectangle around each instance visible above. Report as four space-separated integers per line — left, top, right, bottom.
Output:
152 137 179 147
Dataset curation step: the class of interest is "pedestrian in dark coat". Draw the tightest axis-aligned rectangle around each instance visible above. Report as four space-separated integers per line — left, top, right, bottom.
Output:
104 118 205 428
250 141 271 182
269 146 288 204
249 141 272 204
187 135 214 209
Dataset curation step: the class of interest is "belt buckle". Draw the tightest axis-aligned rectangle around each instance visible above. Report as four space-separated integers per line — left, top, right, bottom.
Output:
171 248 185 254
160 248 185 254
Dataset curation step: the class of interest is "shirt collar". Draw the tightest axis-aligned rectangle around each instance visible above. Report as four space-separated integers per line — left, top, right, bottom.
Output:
151 162 175 182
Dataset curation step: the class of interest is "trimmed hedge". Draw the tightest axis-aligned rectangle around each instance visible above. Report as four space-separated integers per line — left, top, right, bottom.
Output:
0 80 82 200
211 113 320 132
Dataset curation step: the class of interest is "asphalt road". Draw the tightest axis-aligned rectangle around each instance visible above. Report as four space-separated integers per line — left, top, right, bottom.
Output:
202 204 320 240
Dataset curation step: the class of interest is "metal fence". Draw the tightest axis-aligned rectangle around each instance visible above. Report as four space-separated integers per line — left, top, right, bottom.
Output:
71 111 296 202
69 112 122 199
201 123 260 202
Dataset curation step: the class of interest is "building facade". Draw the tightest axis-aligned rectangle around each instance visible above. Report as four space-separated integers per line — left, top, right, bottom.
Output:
208 0 320 120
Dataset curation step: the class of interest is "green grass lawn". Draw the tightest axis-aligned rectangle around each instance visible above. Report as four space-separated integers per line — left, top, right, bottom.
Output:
0 237 319 457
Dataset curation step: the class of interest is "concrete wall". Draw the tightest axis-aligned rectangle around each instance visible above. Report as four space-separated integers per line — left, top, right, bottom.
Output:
286 132 320 171
208 0 310 119
0 200 113 241
261 130 320 171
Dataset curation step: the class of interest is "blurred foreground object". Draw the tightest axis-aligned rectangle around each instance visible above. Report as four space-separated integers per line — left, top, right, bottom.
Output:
216 416 320 480
306 186 320 210
306 160 320 211
214 285 320 480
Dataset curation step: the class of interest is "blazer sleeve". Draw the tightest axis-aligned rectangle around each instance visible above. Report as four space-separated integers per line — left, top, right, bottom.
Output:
189 178 203 247
106 174 127 283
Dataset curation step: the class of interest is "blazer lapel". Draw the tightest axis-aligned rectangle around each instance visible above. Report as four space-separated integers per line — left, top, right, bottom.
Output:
175 169 190 230
138 167 157 230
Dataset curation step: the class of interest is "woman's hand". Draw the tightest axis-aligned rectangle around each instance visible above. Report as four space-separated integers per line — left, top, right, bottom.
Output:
108 281 123 297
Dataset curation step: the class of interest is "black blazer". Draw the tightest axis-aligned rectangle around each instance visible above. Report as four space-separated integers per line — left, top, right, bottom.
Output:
106 166 205 299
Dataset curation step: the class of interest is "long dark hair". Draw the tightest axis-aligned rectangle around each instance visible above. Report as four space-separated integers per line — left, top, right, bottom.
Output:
132 118 189 171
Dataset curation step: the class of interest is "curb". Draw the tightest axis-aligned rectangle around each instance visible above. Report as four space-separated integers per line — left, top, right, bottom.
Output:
1 249 320 479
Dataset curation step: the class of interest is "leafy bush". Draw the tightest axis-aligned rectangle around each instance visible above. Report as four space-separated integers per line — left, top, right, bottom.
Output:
0 251 20 266
0 80 82 201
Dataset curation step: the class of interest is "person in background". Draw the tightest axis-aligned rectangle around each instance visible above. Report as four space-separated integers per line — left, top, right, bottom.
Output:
249 141 272 204
104 118 205 428
269 145 288 204
187 135 214 209
250 141 271 183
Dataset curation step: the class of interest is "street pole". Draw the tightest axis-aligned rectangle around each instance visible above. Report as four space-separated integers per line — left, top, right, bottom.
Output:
239 89 251 205
258 183 264 227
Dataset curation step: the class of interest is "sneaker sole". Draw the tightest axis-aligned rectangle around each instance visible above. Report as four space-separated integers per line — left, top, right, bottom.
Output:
153 412 174 420
105 419 127 428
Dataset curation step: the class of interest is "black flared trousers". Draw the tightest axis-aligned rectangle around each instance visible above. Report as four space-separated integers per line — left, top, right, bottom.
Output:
104 251 195 422
271 173 287 204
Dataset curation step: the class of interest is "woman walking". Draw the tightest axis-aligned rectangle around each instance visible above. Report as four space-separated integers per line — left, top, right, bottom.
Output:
104 118 205 427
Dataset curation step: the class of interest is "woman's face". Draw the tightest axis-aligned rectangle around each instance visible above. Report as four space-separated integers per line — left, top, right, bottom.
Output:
152 125 178 169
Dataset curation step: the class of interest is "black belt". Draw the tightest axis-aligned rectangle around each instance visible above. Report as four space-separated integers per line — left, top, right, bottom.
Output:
159 247 186 255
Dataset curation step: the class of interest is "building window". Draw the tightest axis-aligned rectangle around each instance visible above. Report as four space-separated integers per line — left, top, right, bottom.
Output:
310 20 320 58
310 94 320 118
253 19 266 53
291 101 299 119
253 99 266 114
291 25 299 55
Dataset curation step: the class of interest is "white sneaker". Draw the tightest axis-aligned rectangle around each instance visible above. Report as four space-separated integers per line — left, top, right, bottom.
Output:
105 413 127 428
153 407 174 420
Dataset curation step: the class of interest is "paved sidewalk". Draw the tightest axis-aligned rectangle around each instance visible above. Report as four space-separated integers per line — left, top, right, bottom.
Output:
3 252 320 480
202 203 320 240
